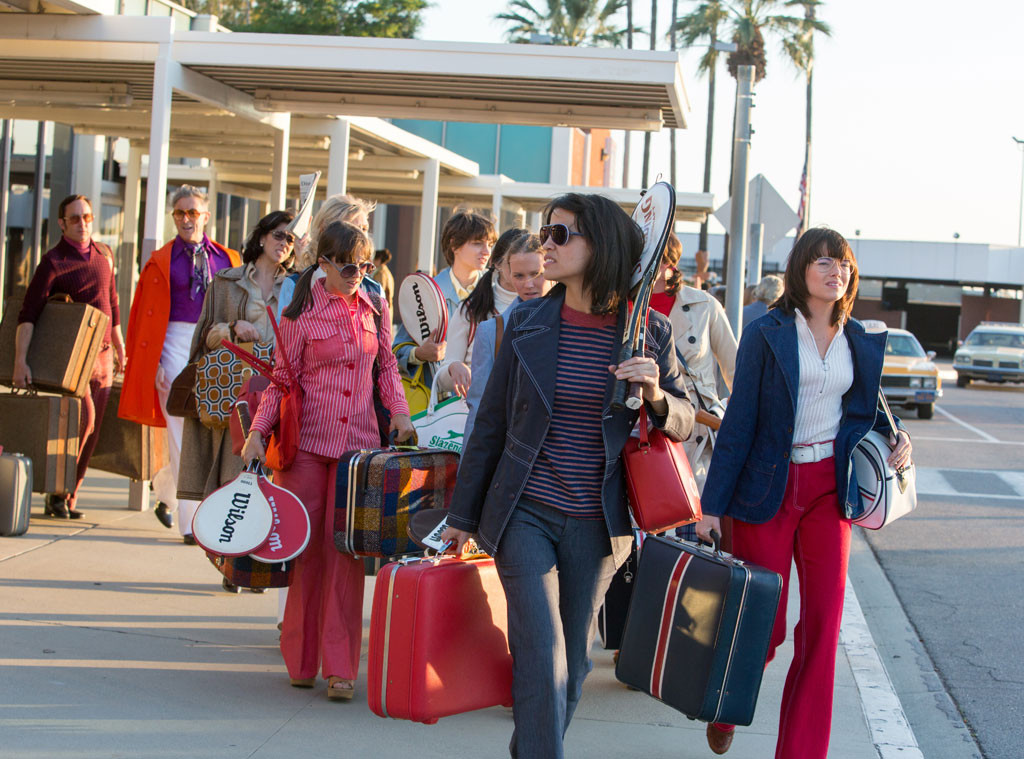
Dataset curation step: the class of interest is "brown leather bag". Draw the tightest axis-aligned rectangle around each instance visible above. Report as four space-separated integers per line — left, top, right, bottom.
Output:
166 362 199 418
0 391 80 494
0 295 109 397
91 377 166 480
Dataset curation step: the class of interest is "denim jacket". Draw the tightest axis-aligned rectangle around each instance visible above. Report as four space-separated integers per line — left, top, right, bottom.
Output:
701 308 904 523
446 290 695 566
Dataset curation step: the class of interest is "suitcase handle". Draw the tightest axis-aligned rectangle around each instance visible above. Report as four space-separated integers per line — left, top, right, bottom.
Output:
696 529 722 555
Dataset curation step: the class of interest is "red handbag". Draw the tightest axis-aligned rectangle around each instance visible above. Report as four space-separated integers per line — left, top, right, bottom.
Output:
623 406 702 533
222 306 303 472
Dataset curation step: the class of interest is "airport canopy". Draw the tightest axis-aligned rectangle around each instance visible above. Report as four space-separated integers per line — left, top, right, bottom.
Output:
0 13 698 270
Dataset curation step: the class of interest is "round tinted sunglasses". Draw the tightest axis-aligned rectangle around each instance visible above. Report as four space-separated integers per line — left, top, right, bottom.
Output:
269 230 296 245
321 258 376 278
539 224 585 247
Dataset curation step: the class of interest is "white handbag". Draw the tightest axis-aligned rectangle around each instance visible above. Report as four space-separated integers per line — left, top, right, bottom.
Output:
411 374 468 454
851 392 916 530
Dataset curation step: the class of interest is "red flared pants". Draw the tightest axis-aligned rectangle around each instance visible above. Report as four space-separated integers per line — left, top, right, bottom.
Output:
731 455 852 759
275 450 365 680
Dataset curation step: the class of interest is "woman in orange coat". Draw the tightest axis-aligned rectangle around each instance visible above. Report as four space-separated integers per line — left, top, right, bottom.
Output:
120 185 239 542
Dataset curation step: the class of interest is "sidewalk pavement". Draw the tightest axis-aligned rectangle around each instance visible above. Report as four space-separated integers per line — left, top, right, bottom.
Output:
2 470 906 758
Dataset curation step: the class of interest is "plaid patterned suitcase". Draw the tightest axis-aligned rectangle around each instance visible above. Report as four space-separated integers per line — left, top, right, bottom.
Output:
334 447 458 558
206 552 293 589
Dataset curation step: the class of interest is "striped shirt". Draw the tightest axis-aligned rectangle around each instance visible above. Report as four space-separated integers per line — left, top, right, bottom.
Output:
793 309 854 446
251 280 409 458
521 304 618 519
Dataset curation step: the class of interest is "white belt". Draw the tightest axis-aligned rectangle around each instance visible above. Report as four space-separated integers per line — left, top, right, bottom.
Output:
790 441 834 464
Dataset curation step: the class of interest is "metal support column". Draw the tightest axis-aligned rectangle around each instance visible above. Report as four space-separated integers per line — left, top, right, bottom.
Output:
143 44 173 262
417 159 440 273
747 223 764 287
492 189 504 229
725 65 754 341
0 119 10 301
121 146 143 311
31 121 48 272
270 115 291 211
327 118 350 196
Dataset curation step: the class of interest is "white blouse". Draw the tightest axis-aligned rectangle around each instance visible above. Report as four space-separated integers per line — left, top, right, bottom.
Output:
792 309 854 446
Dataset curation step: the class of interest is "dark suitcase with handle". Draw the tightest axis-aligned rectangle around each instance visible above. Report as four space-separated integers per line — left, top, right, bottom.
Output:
598 532 642 650
0 446 32 536
90 378 165 480
615 533 783 726
0 392 80 494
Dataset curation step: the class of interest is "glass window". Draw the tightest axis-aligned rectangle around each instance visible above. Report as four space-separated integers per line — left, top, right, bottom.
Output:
965 331 1024 348
885 334 926 357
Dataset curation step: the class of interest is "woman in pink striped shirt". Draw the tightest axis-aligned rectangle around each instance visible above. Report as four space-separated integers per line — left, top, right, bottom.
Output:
242 221 414 701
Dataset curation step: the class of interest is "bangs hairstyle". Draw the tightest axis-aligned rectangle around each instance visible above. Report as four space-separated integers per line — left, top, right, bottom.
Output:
242 209 296 266
543 193 643 315
460 228 541 328
773 227 859 326
283 221 373 320
440 209 497 267
663 233 684 297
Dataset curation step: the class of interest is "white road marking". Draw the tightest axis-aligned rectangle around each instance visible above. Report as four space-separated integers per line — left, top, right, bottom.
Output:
933 405 1000 442
910 435 1024 446
914 467 1024 500
840 583 924 759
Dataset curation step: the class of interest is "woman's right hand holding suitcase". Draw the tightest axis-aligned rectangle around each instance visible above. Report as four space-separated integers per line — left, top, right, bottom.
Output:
695 514 721 545
439 525 474 556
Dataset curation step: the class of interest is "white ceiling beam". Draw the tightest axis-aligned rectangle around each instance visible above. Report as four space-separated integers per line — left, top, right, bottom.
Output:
0 14 171 60
170 63 289 131
254 91 664 134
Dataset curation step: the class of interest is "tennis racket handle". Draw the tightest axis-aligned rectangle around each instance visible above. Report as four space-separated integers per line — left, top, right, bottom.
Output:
624 382 644 410
696 409 722 431
236 401 253 437
610 378 629 411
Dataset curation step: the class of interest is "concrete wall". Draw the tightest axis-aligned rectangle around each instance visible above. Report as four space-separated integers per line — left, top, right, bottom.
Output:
960 294 1022 339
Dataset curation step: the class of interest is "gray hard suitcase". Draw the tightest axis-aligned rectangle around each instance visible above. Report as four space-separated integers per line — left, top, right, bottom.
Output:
0 446 32 536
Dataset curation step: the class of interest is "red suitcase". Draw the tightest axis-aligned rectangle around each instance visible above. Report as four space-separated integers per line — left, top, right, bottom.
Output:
368 554 514 724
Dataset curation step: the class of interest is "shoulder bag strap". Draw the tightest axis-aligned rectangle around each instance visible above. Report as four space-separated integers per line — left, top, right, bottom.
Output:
494 314 505 358
877 390 899 437
674 346 711 414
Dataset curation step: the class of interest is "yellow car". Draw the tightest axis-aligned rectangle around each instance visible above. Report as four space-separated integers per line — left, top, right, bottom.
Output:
863 321 942 419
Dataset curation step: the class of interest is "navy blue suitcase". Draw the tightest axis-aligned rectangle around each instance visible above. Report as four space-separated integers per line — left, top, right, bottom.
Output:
615 534 783 726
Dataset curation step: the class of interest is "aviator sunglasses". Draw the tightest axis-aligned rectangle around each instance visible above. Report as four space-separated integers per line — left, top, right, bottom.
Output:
539 223 585 247
321 258 376 278
269 230 296 245
172 208 205 222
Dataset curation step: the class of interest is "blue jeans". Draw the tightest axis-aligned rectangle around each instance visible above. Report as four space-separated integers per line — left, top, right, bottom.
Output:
495 498 618 759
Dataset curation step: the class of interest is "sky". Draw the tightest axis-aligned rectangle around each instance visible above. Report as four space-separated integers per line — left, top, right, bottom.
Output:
419 0 1024 247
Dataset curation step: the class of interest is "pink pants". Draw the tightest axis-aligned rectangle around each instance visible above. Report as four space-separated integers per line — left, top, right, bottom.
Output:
275 449 364 680
730 455 851 759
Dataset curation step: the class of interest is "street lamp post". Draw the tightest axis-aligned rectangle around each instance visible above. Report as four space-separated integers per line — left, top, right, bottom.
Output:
1014 137 1024 247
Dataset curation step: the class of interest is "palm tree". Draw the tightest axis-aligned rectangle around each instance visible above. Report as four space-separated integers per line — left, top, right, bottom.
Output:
672 1 728 253
497 0 631 46
780 0 831 234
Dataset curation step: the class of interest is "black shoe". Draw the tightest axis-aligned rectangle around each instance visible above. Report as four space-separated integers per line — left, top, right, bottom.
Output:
182 534 197 546
154 502 174 529
222 578 241 594
67 508 85 520
44 496 69 519
249 587 268 594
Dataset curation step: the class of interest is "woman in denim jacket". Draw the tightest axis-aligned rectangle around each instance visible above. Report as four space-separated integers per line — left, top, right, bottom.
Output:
696 227 912 758
441 193 694 759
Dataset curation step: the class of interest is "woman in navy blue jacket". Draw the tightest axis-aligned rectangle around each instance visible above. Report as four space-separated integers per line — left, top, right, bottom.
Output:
441 193 694 759
697 227 912 758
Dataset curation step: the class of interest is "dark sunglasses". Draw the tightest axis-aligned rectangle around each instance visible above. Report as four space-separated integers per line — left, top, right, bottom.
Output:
539 224 585 247
270 230 296 245
322 258 376 278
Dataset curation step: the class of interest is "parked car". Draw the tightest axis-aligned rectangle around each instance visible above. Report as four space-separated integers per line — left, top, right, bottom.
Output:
953 322 1024 387
863 321 942 419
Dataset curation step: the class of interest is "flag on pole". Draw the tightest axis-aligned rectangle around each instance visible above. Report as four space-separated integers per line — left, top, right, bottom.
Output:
795 161 808 239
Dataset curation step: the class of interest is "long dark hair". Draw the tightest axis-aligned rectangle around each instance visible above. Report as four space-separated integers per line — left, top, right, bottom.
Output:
773 227 859 326
459 228 528 326
242 209 296 266
542 193 643 315
282 221 373 320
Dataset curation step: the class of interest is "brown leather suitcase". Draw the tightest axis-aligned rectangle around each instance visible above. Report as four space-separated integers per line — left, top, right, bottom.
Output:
90 378 166 480
0 392 80 494
0 296 110 397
